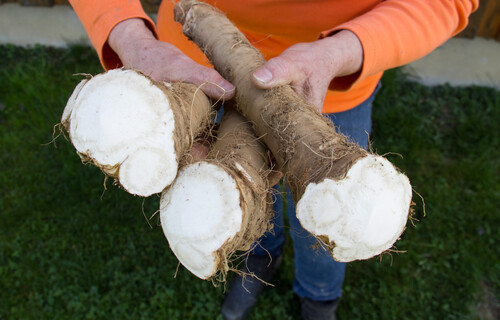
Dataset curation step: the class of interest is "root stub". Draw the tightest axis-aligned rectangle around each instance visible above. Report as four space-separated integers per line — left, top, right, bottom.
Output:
61 69 211 196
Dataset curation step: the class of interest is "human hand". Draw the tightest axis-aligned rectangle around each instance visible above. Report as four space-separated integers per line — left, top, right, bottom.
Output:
251 30 363 112
108 18 235 100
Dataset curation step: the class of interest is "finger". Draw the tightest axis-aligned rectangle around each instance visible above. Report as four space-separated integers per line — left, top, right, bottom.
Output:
191 142 209 161
185 65 235 101
311 93 326 113
308 82 328 112
267 169 284 187
251 56 300 89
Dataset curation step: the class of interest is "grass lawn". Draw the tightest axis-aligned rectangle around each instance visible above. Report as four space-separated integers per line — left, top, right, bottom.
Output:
0 45 499 320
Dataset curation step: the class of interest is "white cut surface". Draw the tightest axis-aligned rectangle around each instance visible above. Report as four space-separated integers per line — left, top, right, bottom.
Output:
296 155 412 262
118 142 177 196
62 78 87 125
64 69 178 196
160 162 243 279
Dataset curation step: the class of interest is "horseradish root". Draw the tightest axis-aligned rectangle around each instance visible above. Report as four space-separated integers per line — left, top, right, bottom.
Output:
62 69 212 196
160 107 273 279
174 0 412 262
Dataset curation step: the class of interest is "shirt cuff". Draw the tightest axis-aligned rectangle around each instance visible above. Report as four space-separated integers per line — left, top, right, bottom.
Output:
319 23 373 92
78 2 158 70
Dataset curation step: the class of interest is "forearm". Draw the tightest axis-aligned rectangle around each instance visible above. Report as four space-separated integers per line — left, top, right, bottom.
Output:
316 30 363 80
322 0 479 89
107 18 157 68
68 0 156 69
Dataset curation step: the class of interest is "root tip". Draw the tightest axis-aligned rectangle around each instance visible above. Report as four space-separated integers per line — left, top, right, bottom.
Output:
174 0 196 24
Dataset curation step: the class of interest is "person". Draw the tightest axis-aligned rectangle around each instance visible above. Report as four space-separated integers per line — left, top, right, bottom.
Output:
69 1 478 319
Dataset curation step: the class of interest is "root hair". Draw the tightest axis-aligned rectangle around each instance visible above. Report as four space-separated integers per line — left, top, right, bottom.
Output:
141 198 154 229
42 123 67 147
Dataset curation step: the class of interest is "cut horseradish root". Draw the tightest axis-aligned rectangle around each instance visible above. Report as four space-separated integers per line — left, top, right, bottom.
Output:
160 107 273 280
61 69 212 196
174 0 414 262
297 155 413 262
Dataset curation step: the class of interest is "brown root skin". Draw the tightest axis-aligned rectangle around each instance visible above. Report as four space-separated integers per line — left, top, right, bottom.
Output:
175 0 368 201
205 107 273 282
174 0 199 25
77 151 120 178
263 87 367 201
138 74 214 167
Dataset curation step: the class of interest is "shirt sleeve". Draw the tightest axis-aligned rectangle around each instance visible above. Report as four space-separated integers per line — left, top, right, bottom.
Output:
319 0 479 91
69 0 158 70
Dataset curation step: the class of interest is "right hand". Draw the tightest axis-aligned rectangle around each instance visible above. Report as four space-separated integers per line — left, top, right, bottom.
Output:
108 18 235 100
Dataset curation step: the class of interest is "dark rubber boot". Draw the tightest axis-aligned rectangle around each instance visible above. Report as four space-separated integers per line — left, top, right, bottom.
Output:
221 253 283 320
300 297 339 320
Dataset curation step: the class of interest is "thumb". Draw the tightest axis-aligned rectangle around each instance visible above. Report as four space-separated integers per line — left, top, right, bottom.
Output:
251 57 296 89
186 65 235 101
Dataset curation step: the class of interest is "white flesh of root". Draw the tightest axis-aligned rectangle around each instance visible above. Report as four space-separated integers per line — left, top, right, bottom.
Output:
160 162 243 279
296 155 412 262
63 69 177 196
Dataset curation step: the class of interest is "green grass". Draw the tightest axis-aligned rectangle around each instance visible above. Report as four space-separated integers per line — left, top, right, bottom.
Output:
0 45 499 319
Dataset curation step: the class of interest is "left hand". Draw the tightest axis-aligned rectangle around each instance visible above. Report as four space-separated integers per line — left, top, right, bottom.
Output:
251 30 364 112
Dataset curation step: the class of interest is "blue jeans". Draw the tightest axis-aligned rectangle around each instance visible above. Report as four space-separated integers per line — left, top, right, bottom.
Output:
251 84 379 302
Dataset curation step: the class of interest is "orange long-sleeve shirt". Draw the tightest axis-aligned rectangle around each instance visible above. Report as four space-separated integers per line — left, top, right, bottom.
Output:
69 0 478 113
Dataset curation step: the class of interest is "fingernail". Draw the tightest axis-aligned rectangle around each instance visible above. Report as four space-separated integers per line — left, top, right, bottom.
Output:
253 67 273 84
218 81 235 93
